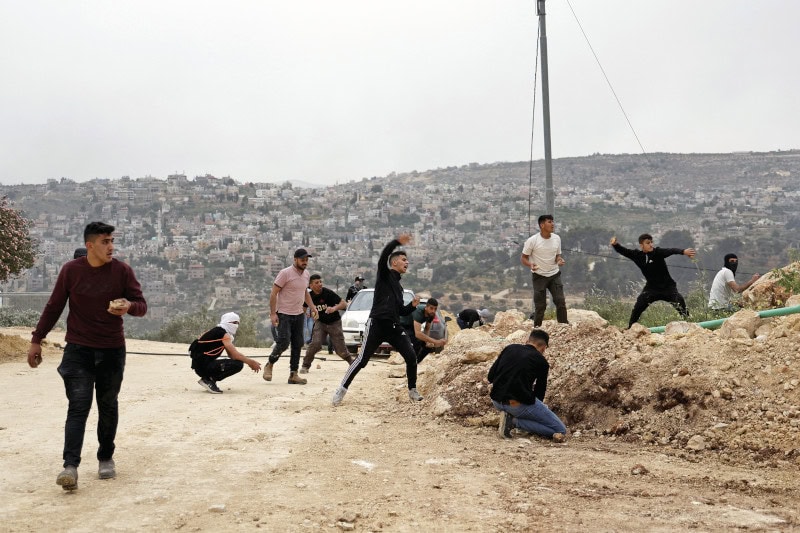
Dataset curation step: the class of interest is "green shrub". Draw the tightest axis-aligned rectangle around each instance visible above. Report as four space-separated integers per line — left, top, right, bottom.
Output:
771 248 800 303
0 308 42 327
583 284 727 329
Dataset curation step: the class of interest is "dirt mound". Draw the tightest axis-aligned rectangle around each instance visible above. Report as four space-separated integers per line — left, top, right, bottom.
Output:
743 260 800 308
419 310 800 469
0 331 62 364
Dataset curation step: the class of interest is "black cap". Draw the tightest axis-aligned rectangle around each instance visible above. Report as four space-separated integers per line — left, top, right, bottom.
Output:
355 276 365 281
294 248 312 259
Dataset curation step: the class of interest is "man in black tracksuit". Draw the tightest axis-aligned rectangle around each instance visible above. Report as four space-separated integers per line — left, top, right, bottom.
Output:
332 233 421 406
610 234 696 328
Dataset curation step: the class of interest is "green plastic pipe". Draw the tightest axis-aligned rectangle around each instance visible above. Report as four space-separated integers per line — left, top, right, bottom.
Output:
648 304 800 333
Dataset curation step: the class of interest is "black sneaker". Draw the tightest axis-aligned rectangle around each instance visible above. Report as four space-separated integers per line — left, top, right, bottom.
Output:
498 412 513 439
198 378 223 394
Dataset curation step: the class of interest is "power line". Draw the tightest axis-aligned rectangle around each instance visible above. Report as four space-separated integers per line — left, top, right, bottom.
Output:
527 22 541 236
564 0 649 158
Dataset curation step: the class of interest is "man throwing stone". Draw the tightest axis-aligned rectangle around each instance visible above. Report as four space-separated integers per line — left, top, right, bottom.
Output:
332 233 422 406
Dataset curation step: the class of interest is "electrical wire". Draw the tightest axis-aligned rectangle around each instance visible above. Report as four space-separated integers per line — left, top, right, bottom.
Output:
527 22 541 236
564 0 650 158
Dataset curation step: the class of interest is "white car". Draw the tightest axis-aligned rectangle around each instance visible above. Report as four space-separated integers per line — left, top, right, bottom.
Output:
341 288 415 354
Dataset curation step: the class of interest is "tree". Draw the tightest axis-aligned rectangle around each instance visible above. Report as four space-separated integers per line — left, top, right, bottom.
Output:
0 197 37 283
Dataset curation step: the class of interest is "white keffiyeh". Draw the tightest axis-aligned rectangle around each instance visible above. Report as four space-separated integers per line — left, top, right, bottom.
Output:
218 312 240 341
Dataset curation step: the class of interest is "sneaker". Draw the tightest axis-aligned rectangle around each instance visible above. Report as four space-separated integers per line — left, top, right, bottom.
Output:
498 412 513 439
56 465 78 491
332 386 347 407
98 459 116 479
198 378 222 394
299 367 309 374
262 362 273 381
408 388 424 402
288 371 307 385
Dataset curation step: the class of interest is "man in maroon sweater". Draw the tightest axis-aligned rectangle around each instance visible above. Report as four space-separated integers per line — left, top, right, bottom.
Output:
27 221 147 491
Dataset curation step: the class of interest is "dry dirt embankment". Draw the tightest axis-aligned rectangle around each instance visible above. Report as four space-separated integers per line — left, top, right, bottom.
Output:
420 309 800 468
1 317 798 532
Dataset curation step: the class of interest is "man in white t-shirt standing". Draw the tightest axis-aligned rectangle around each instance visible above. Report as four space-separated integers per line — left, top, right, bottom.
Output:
708 253 760 311
520 214 568 327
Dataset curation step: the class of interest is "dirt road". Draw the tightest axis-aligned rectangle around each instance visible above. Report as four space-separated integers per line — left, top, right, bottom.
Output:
0 327 795 532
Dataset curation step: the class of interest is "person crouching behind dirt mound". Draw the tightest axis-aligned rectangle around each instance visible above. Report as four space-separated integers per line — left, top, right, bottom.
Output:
488 329 566 441
190 312 261 394
332 233 422 406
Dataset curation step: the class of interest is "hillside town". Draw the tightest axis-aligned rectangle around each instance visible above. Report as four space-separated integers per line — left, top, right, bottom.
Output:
2 150 799 330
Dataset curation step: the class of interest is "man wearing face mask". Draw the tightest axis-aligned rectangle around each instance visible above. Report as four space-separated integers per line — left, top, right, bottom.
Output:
190 312 262 394
708 254 760 311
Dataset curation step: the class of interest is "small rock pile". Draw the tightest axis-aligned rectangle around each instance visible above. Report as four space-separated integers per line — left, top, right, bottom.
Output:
418 306 800 468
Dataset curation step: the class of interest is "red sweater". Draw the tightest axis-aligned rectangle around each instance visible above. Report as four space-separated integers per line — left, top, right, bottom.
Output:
31 257 147 348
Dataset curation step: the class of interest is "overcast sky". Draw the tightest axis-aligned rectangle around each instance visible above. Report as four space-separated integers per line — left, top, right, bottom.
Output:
1 1 798 186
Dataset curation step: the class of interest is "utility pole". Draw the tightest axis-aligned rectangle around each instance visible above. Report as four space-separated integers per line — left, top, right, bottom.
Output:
537 0 555 216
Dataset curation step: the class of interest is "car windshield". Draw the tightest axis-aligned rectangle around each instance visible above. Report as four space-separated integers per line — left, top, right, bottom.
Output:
348 290 374 311
347 290 414 312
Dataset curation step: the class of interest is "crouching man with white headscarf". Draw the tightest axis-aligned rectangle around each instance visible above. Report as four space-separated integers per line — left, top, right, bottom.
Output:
189 312 262 394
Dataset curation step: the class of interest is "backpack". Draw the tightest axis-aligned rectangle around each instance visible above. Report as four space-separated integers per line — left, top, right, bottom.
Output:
188 338 200 369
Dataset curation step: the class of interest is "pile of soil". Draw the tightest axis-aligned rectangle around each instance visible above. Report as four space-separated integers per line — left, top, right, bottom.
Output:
0 332 62 364
417 308 800 469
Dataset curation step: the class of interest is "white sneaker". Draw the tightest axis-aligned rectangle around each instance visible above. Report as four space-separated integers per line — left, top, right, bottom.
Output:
408 388 423 402
332 386 347 407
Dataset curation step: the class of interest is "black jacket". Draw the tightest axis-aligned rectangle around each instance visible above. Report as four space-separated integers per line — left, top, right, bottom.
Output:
488 343 549 405
346 284 363 301
369 239 415 322
611 242 685 290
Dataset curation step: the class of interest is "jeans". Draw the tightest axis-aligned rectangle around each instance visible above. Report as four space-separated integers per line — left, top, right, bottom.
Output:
531 272 568 326
57 343 126 468
269 313 305 371
492 399 566 438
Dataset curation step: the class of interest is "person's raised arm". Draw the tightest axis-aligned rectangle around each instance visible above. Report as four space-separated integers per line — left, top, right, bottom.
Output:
609 237 636 260
377 238 402 278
